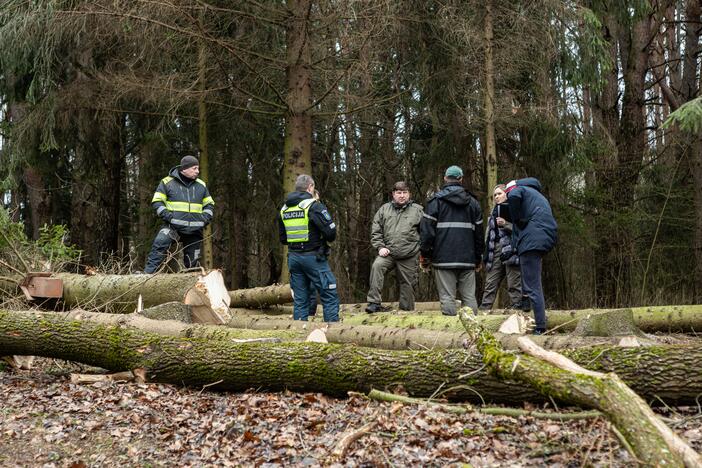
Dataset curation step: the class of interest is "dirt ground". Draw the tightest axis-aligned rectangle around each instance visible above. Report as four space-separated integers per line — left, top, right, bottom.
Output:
1 358 701 467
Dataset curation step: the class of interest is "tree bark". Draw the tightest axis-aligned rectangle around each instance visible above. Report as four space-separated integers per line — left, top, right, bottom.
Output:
283 0 313 194
229 284 293 308
3 309 702 404
70 110 122 265
198 18 213 270
459 310 701 467
53 271 229 317
334 305 702 334
483 0 497 206
6 306 655 351
224 314 655 350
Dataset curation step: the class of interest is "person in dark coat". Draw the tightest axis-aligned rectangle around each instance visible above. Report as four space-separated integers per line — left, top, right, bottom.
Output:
505 177 557 334
279 175 339 322
420 166 484 316
479 184 526 310
144 155 214 273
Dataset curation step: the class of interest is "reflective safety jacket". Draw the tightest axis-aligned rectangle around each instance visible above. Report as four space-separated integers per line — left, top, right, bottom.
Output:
280 198 316 243
278 191 336 253
151 166 214 234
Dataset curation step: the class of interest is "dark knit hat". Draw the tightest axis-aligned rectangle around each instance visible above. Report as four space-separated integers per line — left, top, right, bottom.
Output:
180 155 199 169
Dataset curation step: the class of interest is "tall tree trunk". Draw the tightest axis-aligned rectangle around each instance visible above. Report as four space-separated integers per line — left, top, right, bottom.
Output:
136 125 168 267
283 0 313 193
612 12 650 305
280 0 313 284
229 153 250 290
70 112 122 265
198 24 213 270
683 0 702 300
483 0 497 206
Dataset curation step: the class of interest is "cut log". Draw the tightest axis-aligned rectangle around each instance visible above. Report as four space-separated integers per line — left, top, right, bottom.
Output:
2 355 34 370
3 309 702 404
184 270 231 324
52 271 230 320
228 284 293 308
458 309 702 467
572 309 644 337
54 309 300 342
337 306 702 334
224 315 664 350
70 370 143 384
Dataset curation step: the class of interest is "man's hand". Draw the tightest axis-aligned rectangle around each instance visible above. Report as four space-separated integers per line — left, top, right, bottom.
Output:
419 255 430 272
378 247 390 257
496 216 506 227
475 263 483 273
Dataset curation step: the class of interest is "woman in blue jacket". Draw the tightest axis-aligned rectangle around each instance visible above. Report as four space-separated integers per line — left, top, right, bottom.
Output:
505 178 557 334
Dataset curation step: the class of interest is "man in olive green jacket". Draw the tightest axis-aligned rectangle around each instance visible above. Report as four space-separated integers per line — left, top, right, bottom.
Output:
366 181 424 312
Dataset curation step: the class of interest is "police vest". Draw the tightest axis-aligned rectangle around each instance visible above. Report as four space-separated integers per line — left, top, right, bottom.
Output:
280 199 316 243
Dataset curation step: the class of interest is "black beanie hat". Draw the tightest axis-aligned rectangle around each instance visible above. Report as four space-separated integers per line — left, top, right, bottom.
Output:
180 155 199 169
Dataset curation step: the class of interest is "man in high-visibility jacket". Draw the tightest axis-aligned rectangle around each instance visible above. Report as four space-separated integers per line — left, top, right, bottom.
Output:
278 174 339 322
144 155 214 273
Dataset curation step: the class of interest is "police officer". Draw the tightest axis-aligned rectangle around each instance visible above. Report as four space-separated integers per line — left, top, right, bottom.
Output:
279 174 339 322
144 155 214 273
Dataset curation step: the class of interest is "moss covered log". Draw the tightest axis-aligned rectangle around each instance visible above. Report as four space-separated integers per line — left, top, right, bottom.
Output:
331 305 702 334
228 284 293 308
54 272 206 313
3 309 702 404
225 315 656 350
459 310 701 467
58 309 299 341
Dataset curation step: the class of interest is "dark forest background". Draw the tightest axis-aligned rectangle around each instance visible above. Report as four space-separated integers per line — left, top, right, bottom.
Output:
1 0 701 308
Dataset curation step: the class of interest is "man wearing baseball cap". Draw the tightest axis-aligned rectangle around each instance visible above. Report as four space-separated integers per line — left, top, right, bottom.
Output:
419 165 484 316
144 155 215 273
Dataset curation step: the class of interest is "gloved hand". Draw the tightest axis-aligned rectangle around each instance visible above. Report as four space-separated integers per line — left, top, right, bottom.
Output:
162 211 174 224
419 255 431 272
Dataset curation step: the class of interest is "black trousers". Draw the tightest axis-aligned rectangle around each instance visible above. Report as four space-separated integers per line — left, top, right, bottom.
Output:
144 225 203 273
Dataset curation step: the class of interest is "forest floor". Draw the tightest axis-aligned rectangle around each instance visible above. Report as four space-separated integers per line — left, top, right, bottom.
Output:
2 359 702 467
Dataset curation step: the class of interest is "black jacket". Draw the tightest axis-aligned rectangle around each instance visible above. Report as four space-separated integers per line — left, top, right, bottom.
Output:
507 177 557 254
151 166 214 234
278 191 337 253
420 183 484 269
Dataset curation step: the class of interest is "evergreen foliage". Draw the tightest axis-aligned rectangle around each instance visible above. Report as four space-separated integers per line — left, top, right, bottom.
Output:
0 0 700 306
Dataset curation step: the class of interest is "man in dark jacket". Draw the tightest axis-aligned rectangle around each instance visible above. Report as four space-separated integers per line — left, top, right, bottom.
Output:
420 166 484 316
279 174 339 322
144 155 214 273
505 177 557 334
366 181 424 313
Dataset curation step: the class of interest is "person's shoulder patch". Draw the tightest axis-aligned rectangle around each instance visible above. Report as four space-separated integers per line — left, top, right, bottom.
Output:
321 209 332 221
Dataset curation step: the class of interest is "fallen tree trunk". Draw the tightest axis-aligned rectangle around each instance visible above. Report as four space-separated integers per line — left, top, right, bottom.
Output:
333 302 702 318
52 271 230 321
224 315 659 350
2 309 702 404
459 309 702 467
27 307 658 351
228 284 293 308
336 306 702 334
59 309 299 342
